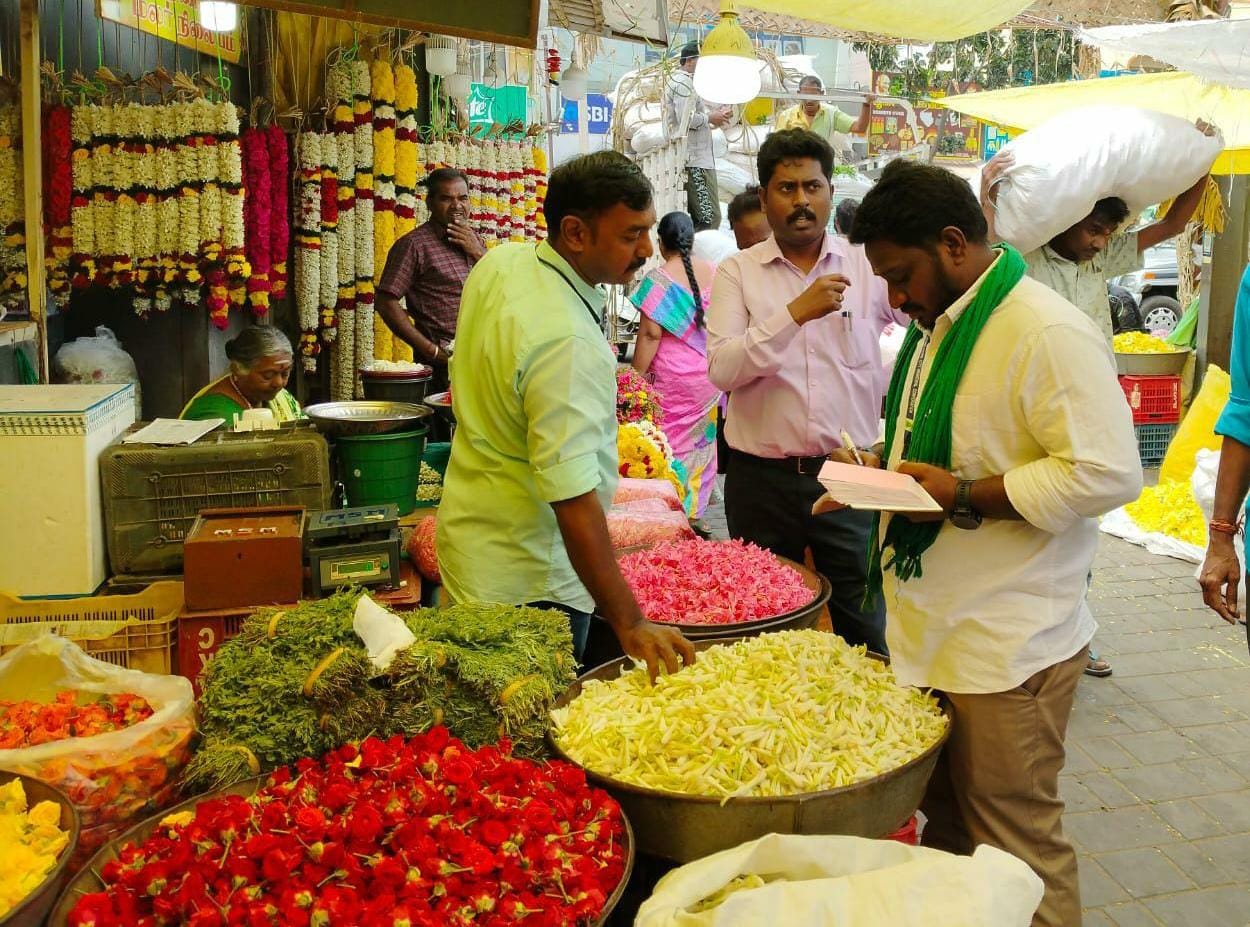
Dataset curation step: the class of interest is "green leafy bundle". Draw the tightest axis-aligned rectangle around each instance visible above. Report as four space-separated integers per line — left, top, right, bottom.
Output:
184 593 576 794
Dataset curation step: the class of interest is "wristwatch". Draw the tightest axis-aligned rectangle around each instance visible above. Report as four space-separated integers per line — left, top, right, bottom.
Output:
950 479 983 530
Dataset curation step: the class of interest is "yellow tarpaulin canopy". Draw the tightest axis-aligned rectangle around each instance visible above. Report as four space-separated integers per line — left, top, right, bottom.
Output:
939 72 1250 175
738 0 1033 42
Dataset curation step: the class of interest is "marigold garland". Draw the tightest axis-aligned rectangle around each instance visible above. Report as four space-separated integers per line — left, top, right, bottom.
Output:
370 58 397 362
392 63 419 363
242 126 273 316
353 59 375 392
319 130 340 344
0 106 27 313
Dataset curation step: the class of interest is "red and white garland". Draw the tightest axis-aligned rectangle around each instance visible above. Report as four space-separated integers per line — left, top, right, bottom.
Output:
318 130 340 347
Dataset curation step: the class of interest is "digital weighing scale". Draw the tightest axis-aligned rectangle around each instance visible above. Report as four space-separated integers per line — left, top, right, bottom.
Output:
305 504 402 593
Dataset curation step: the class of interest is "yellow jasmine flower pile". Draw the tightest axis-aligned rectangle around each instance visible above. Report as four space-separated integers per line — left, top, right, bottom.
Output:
0 778 69 916
1114 331 1177 354
1124 481 1207 546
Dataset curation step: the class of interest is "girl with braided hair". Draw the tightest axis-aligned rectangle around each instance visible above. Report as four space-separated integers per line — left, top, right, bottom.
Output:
629 211 723 518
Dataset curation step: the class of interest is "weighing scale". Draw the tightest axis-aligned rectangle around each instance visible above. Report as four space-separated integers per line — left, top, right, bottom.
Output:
305 505 402 593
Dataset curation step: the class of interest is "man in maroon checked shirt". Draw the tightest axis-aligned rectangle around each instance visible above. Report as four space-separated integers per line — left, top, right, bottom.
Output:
377 167 486 391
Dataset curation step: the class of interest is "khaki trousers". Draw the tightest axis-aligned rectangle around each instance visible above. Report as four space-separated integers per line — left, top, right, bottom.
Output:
921 645 1088 927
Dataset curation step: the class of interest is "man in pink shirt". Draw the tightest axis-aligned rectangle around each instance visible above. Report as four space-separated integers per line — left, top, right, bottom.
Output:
707 129 907 652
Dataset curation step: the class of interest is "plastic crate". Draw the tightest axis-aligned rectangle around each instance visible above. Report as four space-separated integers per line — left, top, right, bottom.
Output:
0 580 182 673
1119 375 1181 424
1135 422 1178 468
177 603 264 697
102 428 332 575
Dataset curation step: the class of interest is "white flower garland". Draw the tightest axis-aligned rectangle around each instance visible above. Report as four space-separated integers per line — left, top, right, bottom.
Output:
295 132 322 371
352 59 375 396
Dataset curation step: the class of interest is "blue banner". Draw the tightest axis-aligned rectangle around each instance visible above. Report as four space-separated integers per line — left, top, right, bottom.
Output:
560 93 613 134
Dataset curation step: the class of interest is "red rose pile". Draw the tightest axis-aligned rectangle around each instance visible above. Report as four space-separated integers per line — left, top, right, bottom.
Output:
69 728 628 927
0 690 154 748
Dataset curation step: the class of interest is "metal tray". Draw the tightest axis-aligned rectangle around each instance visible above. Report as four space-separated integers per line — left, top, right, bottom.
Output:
1115 349 1190 377
304 400 433 437
50 775 634 927
549 638 950 863
0 772 80 927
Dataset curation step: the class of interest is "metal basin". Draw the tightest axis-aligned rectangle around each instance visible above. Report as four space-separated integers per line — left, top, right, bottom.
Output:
549 638 951 863
50 776 634 927
0 772 80 927
304 400 433 437
1115 349 1189 377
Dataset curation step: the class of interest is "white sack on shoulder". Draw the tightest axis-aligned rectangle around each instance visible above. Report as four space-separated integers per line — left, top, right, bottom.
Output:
992 106 1223 254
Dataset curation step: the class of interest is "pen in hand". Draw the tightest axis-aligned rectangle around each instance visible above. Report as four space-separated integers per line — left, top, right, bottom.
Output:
840 429 865 467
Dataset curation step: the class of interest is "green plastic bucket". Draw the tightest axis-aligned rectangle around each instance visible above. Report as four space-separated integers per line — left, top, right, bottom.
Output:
336 427 428 515
423 441 452 478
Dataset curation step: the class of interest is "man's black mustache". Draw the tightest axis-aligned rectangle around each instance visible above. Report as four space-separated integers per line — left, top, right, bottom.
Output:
788 209 817 224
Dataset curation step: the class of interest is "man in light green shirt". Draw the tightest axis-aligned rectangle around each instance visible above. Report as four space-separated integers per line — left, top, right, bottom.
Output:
437 151 694 679
776 75 872 152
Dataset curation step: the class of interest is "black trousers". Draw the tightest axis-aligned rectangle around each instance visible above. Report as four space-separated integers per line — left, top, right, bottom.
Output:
725 451 887 654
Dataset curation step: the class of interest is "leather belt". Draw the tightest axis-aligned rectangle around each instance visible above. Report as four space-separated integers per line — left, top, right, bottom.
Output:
732 449 828 478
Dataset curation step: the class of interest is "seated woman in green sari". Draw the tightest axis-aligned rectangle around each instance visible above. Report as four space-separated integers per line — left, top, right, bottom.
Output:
180 326 302 427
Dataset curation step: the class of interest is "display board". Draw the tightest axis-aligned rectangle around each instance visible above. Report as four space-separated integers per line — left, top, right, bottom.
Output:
235 0 538 47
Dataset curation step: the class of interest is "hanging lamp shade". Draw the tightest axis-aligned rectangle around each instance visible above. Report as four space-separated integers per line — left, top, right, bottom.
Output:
693 2 760 105
562 64 589 101
447 71 472 100
426 36 458 78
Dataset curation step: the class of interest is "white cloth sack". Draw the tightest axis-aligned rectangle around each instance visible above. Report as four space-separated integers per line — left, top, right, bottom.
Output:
716 161 754 198
631 123 667 156
992 106 1223 254
634 833 1044 927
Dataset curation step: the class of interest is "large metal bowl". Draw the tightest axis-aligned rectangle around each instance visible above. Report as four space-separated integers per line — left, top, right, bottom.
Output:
0 771 80 927
549 638 950 863
1115 349 1190 377
304 400 433 437
50 775 634 927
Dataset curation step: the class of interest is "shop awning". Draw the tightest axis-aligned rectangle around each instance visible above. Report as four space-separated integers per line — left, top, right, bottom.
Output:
727 0 1033 42
1079 18 1250 89
939 71 1250 174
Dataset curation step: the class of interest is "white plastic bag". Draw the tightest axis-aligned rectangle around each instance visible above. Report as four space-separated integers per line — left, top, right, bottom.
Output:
693 229 740 267
716 161 754 198
992 106 1223 254
635 833 1043 927
631 122 667 156
54 325 143 418
1192 448 1248 603
0 634 196 864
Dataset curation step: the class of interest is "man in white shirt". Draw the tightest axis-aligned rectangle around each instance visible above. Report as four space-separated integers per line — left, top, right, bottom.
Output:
665 42 732 231
840 160 1142 927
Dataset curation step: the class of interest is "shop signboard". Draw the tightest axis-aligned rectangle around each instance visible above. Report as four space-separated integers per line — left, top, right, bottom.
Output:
560 94 613 134
983 124 1013 158
468 83 529 135
98 0 242 63
867 73 983 163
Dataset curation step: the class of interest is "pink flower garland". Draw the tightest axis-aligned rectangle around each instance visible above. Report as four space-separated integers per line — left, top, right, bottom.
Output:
266 126 290 301
241 127 272 316
619 538 813 626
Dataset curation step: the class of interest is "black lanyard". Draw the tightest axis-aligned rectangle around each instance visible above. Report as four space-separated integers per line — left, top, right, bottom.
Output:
901 337 930 459
536 255 602 325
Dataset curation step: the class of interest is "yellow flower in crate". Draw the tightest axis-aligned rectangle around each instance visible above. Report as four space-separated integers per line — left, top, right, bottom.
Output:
1124 481 1207 546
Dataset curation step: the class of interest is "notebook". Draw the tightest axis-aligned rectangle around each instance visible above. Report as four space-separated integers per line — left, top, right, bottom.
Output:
812 460 943 515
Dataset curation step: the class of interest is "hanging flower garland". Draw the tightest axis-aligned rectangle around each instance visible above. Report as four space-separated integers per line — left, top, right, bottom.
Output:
328 61 357 401
533 146 549 236
352 59 375 394
43 105 74 307
0 105 27 313
392 63 419 364
318 129 340 345
294 132 322 370
370 58 397 362
241 126 272 316
61 98 249 327
266 125 290 301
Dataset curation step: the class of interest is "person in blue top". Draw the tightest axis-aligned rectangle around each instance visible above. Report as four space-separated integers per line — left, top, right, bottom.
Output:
1199 263 1250 648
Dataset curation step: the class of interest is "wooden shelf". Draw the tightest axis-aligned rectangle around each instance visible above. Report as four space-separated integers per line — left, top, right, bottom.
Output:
0 321 38 349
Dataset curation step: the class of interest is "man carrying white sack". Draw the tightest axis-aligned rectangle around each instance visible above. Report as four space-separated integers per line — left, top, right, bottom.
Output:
981 117 1217 679
837 160 1142 927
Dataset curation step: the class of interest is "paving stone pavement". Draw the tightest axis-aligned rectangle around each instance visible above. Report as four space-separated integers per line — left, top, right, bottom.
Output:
703 483 1250 925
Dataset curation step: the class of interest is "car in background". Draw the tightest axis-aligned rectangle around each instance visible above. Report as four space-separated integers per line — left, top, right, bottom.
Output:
1111 241 1202 334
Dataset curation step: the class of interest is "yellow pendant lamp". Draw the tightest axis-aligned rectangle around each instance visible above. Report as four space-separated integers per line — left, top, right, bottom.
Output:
693 1 761 105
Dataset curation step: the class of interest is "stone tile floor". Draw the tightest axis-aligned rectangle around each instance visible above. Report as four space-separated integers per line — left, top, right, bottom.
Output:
702 483 1250 925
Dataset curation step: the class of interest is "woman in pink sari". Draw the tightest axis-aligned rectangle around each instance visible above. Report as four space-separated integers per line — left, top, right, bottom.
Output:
630 212 723 519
